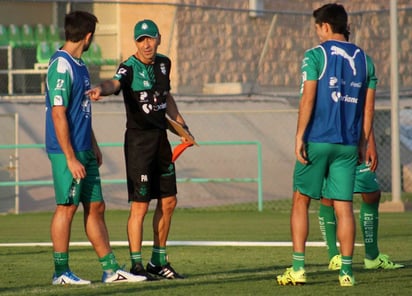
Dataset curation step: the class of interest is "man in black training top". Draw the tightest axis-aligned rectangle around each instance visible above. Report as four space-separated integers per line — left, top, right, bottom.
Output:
87 19 191 280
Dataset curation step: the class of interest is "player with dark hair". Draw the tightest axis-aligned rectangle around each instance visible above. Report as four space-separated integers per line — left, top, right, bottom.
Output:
45 10 147 285
319 28 404 272
87 19 191 280
276 3 376 286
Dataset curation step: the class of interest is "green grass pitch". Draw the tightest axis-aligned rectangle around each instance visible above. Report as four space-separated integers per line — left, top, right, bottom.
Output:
0 207 411 295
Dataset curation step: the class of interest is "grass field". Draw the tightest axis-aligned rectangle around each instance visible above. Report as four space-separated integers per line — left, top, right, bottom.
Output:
0 205 411 295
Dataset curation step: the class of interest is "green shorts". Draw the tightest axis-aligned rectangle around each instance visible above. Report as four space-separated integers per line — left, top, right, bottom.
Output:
293 142 358 201
48 150 103 205
321 162 380 196
353 162 380 193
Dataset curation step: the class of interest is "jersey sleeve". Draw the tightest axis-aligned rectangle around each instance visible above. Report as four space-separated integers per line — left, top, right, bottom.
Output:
300 47 323 94
366 54 378 90
153 55 172 93
47 57 72 107
113 62 132 95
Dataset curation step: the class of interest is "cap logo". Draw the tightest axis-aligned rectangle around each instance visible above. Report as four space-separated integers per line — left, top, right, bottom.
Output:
134 20 158 40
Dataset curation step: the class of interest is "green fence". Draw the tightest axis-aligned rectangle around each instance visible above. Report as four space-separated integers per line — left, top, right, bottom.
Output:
0 141 263 213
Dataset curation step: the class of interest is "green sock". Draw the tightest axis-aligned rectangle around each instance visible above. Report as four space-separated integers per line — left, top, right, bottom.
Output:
360 201 380 260
340 255 353 277
151 246 167 266
99 252 120 272
130 251 142 266
292 252 305 271
53 252 69 276
318 203 339 260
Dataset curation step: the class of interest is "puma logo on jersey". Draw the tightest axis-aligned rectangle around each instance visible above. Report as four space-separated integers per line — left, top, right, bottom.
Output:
330 46 361 75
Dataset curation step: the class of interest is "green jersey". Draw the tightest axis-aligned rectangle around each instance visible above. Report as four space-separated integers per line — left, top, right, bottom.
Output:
113 54 171 130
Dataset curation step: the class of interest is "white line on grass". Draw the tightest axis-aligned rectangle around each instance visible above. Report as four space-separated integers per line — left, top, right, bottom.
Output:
0 241 363 247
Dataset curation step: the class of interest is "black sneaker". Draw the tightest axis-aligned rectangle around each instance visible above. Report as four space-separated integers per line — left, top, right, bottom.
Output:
146 261 184 279
130 263 158 281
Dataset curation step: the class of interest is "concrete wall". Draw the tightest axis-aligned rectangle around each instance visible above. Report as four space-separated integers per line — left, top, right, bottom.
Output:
0 2 54 25
173 0 412 93
1 0 412 94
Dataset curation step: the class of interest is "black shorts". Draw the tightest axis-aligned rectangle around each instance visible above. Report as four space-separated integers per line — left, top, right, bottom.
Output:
124 128 177 202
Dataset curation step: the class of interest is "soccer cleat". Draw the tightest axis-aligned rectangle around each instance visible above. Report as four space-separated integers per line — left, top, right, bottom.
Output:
52 271 91 285
364 253 404 270
339 274 355 287
102 269 147 283
146 261 184 279
276 267 306 286
328 254 342 270
130 262 158 281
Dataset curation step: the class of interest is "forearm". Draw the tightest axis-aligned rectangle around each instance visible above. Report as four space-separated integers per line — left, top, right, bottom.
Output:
91 129 98 150
52 110 76 161
296 81 317 140
296 110 310 140
361 88 376 147
99 79 120 96
166 93 187 126
91 129 103 166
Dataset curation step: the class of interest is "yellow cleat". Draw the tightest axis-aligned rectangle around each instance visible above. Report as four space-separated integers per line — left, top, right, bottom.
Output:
364 253 404 270
339 274 355 287
276 267 306 286
328 254 342 270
